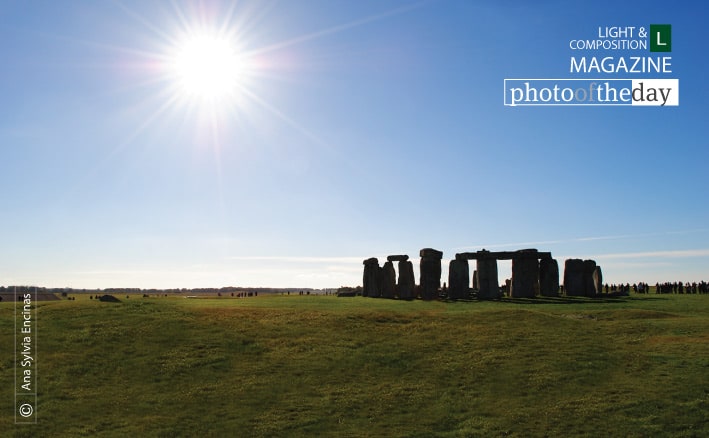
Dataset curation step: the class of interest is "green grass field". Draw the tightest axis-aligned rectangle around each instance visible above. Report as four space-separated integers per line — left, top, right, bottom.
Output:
1 293 707 437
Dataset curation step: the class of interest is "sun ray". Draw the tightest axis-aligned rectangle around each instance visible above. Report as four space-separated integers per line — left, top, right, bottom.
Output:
113 0 177 43
62 89 184 205
237 85 332 153
244 0 429 57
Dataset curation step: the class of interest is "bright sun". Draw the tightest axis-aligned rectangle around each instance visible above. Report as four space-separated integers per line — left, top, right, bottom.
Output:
171 35 244 100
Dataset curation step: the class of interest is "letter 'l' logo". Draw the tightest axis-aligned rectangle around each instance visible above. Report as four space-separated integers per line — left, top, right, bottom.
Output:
650 24 671 52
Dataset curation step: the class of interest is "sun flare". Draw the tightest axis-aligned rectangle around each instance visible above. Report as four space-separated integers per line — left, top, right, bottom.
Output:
171 35 245 100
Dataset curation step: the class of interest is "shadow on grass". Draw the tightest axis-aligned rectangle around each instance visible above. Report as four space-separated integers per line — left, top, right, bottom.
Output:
501 296 628 305
372 294 672 306
623 295 671 301
441 295 671 305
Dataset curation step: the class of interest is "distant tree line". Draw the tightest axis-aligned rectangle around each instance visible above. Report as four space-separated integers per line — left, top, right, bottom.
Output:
0 286 321 295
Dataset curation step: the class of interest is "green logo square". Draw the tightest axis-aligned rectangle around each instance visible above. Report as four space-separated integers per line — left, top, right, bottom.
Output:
650 24 671 52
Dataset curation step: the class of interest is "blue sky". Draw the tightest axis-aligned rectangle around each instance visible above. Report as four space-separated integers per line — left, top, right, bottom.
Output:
1 0 707 289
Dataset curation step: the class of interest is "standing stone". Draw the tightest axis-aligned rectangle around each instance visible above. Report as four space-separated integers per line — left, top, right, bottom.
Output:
472 270 478 290
511 255 539 298
381 261 396 299
362 258 380 297
477 256 500 299
448 258 469 300
583 260 597 297
420 248 443 259
539 258 560 297
563 259 585 296
376 266 385 298
419 248 443 300
592 265 603 296
397 260 415 299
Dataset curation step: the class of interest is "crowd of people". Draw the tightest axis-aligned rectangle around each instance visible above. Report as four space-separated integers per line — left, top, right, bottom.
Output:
652 281 709 294
601 281 708 294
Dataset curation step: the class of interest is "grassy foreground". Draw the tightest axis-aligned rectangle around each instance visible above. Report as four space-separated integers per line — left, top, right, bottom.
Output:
1 294 708 437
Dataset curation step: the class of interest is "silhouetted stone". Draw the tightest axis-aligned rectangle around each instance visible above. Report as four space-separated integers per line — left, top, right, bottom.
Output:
477 255 500 299
539 258 560 297
583 260 597 297
381 261 396 299
561 258 599 297
362 258 380 298
376 266 385 298
397 260 415 299
511 252 539 298
363 257 379 265
456 249 551 261
448 258 469 300
337 290 357 297
420 248 443 259
419 248 443 300
564 259 585 296
361 248 594 301
98 294 121 303
593 266 603 296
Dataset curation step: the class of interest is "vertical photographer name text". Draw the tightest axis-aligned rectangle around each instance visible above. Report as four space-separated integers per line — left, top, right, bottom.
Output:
15 286 37 423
